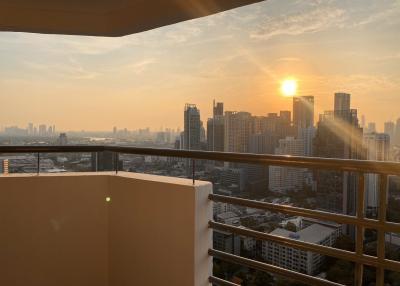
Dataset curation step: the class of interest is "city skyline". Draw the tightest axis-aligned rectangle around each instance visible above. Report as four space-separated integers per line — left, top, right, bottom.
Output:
0 0 399 130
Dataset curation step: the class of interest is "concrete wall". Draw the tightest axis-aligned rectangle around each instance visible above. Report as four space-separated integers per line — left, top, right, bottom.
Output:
0 172 212 286
0 173 109 286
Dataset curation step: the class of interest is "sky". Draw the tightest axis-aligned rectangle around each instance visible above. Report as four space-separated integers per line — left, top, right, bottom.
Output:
0 0 399 132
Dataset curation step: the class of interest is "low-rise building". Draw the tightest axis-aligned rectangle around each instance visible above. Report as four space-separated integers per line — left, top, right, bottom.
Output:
262 224 338 275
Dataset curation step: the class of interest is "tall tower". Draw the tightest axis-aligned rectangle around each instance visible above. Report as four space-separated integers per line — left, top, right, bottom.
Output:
293 96 315 156
208 101 225 151
334 92 351 112
314 93 363 217
224 111 252 153
293 96 314 132
363 133 390 216
213 101 224 117
184 104 201 150
384 121 395 140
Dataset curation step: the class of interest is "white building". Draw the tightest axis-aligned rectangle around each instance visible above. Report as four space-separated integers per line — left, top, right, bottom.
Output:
363 133 390 214
262 224 338 275
269 137 305 192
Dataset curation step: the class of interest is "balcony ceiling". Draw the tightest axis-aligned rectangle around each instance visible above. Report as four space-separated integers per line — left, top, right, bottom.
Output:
0 0 264 37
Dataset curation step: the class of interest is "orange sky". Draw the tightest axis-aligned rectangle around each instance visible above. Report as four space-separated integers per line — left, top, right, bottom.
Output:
0 0 399 132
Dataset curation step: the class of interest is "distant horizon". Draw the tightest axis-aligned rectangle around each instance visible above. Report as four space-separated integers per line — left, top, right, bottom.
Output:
0 92 397 134
1 0 399 131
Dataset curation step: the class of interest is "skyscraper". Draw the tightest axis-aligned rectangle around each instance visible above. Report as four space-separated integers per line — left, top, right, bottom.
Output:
224 111 252 153
314 93 363 216
363 133 390 216
384 121 395 140
269 137 305 192
395 118 400 147
39 124 47 137
28 123 34 136
213 101 224 117
334 92 351 112
207 116 224 151
207 101 225 151
367 122 376 133
184 104 201 150
293 96 315 156
293 96 314 134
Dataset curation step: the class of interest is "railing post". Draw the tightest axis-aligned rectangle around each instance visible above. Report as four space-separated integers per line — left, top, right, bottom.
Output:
355 173 365 286
37 152 40 175
115 152 119 174
192 158 195 185
376 174 388 286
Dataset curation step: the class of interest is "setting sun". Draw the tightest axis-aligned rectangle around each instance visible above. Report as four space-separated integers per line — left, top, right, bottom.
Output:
280 79 298 97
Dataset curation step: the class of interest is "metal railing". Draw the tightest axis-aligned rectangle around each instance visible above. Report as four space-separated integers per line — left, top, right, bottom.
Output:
1 145 400 286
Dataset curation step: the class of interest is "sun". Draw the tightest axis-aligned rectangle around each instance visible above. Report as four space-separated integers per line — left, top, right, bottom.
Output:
280 78 298 97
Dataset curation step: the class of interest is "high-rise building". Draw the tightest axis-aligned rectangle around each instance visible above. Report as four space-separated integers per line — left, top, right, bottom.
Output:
58 133 68 145
213 101 224 117
28 123 34 136
207 101 225 151
395 118 400 147
367 122 376 133
314 93 363 216
207 116 224 151
363 133 390 215
183 104 201 150
334 92 351 112
269 137 305 192
224 111 252 153
293 96 314 134
384 121 395 141
280 110 291 124
39 124 47 137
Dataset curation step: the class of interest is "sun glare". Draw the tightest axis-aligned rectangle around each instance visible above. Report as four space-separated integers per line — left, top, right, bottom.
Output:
280 78 298 97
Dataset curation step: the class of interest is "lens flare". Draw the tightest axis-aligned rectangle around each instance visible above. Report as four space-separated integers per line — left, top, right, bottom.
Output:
281 79 298 97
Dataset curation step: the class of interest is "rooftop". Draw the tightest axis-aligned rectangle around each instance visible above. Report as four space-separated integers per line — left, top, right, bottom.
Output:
270 224 337 245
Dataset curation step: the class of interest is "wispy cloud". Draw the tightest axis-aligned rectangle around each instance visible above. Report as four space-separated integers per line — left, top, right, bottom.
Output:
23 58 100 79
126 59 157 74
250 6 346 40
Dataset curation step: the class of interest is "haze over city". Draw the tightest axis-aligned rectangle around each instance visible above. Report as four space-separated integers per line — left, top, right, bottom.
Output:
0 0 399 131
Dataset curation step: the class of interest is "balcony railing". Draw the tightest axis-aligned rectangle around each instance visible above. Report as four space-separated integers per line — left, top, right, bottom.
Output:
1 145 400 286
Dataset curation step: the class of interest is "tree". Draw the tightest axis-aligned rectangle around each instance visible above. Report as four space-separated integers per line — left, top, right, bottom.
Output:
326 260 354 286
334 235 355 251
253 271 273 286
387 271 400 286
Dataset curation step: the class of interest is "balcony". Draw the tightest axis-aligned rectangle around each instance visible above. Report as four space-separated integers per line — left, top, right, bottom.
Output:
0 170 212 286
1 146 400 286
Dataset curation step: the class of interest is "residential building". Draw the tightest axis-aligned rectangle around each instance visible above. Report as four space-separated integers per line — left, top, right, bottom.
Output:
269 137 305 192
363 133 390 215
184 104 201 150
262 224 338 275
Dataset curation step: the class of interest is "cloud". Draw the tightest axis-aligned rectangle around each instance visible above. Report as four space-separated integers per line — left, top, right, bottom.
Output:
23 58 101 79
126 59 157 74
250 6 346 40
353 1 400 27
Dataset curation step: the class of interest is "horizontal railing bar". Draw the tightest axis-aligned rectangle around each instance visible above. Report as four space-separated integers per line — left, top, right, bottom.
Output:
209 249 344 286
208 276 240 286
209 194 400 233
209 221 400 272
0 145 399 175
0 145 106 154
